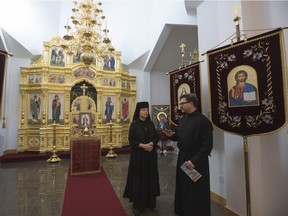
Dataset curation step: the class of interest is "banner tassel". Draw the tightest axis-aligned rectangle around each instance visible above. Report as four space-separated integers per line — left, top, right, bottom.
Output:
2 117 6 128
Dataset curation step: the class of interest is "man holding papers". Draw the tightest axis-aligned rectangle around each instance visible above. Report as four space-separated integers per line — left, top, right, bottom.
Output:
163 93 213 216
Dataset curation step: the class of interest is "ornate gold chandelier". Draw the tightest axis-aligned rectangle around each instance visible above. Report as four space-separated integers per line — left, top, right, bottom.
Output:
62 0 114 67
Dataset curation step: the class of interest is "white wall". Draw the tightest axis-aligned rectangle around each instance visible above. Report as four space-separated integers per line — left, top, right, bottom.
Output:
241 2 288 216
129 68 151 103
0 0 61 54
197 0 230 205
0 57 30 155
198 1 288 215
150 70 170 105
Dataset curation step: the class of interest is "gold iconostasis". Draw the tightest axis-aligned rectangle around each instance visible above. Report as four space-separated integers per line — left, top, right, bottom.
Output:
18 36 136 152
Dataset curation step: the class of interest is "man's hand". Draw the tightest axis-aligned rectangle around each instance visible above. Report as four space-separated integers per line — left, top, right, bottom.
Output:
185 160 195 169
162 129 175 137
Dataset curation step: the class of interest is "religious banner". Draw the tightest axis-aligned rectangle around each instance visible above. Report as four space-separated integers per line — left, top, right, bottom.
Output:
168 62 202 126
0 52 6 117
207 28 287 136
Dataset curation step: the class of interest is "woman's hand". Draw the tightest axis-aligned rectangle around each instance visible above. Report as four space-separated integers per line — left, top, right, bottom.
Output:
139 142 154 152
145 142 153 152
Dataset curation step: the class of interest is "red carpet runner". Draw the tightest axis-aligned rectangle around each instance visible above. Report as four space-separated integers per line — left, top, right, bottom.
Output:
61 168 127 216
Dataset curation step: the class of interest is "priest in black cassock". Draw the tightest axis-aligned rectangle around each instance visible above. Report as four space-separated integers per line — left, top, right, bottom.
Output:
163 93 213 216
123 101 160 216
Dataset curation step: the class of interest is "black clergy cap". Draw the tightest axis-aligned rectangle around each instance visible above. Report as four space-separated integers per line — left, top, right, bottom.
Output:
133 101 151 121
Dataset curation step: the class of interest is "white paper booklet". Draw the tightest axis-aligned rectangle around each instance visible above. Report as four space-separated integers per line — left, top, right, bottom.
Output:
180 162 202 182
243 91 256 101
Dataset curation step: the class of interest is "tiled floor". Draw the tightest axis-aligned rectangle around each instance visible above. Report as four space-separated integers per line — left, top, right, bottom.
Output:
0 151 225 216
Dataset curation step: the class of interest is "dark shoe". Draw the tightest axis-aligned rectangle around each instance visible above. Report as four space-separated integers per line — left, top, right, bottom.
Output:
133 208 141 216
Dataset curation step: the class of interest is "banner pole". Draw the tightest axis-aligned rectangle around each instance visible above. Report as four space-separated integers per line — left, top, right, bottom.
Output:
233 6 241 42
243 136 251 216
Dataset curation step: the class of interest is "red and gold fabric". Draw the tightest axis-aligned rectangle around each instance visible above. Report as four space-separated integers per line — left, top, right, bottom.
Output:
71 136 101 175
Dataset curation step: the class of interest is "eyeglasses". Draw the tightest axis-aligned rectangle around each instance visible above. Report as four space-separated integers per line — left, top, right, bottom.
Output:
179 101 190 106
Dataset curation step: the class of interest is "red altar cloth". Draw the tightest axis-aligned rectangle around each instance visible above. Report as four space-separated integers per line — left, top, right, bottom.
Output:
70 136 101 175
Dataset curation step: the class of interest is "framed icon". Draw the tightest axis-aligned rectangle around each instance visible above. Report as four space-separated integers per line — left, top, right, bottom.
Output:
79 112 92 128
151 105 170 131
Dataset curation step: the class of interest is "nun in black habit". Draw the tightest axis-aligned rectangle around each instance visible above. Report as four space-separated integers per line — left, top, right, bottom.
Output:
123 101 160 215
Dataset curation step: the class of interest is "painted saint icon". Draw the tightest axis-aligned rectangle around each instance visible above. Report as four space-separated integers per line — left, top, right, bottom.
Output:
228 67 259 107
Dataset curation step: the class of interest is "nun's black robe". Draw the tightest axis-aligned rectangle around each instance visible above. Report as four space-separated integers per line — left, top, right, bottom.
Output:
123 119 160 209
171 110 213 216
